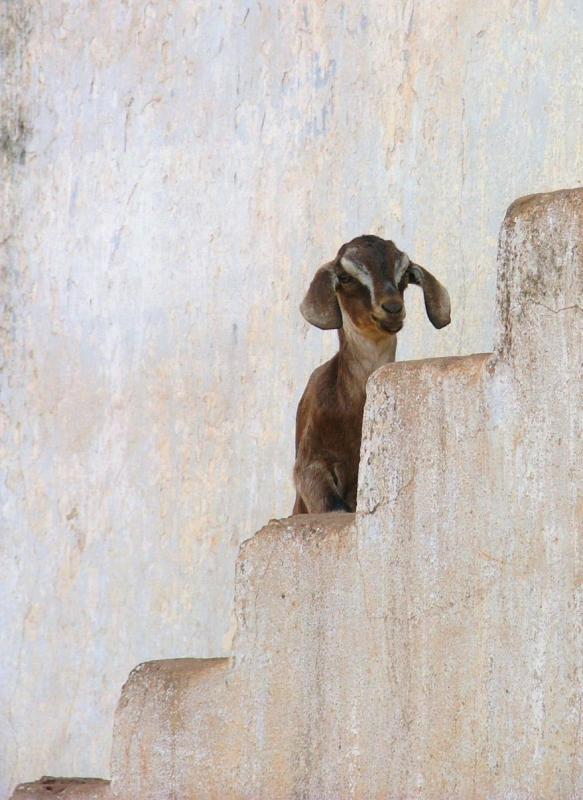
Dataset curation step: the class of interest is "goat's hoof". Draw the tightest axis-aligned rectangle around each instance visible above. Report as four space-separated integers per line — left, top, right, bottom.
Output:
329 497 352 512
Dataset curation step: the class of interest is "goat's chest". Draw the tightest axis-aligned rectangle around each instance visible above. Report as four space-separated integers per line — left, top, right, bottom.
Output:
318 399 364 462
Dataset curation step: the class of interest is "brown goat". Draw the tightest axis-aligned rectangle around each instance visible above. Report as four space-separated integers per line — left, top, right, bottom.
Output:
292 235 451 514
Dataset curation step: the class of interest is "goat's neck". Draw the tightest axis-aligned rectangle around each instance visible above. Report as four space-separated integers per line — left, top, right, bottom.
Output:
337 318 397 394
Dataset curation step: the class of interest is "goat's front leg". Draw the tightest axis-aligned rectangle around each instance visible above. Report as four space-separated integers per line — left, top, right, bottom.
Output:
293 458 351 513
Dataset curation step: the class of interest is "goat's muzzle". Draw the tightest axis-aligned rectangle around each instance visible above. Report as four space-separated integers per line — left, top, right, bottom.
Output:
372 313 404 334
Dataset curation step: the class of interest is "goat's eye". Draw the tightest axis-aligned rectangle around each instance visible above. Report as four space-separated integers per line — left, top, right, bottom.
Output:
338 273 354 285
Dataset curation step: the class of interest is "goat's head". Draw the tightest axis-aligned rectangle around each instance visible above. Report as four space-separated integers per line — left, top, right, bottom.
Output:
300 235 451 337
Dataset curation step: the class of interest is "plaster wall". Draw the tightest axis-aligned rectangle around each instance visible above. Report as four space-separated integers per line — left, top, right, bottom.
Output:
2 0 583 792
111 189 582 800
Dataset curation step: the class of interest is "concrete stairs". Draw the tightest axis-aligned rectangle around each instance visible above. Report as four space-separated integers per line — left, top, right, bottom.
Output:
10 189 583 799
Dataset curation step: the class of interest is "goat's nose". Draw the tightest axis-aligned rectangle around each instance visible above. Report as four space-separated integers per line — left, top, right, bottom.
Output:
381 300 403 315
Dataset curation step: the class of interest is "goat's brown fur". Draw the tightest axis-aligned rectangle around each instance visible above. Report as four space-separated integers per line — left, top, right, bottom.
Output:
293 235 450 514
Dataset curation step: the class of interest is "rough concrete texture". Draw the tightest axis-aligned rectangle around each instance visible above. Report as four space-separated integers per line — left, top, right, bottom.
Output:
110 514 359 800
4 1 583 793
109 189 582 799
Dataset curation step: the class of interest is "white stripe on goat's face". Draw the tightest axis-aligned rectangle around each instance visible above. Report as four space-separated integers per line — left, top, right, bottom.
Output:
340 255 376 303
394 251 410 284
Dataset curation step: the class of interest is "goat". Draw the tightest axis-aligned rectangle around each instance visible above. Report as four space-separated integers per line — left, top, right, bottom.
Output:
292 235 451 514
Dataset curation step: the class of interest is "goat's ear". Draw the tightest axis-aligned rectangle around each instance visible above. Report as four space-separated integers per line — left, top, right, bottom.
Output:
300 262 342 330
407 263 451 329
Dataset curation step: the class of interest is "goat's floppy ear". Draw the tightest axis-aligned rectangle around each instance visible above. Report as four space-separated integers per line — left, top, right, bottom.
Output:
300 262 342 329
407 263 451 329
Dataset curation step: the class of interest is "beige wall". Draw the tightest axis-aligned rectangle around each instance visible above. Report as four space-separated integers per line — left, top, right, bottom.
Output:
2 0 583 792
111 189 583 800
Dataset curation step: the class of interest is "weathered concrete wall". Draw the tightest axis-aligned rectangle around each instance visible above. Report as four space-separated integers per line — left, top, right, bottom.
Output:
110 189 582 798
3 0 583 793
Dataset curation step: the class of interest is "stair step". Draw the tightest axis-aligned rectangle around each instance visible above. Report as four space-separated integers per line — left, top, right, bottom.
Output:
10 777 110 799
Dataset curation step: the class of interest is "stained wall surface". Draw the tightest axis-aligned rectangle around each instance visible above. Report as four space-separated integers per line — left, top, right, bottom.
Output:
2 0 583 792
110 189 583 800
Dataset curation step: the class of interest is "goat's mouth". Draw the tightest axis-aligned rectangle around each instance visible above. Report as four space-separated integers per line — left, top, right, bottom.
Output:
373 315 403 333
